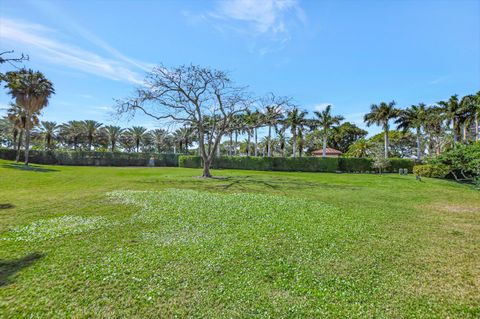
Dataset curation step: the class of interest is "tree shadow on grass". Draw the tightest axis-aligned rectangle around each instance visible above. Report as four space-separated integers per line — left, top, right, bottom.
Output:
1 163 58 173
212 176 362 193
0 252 43 286
0 203 14 210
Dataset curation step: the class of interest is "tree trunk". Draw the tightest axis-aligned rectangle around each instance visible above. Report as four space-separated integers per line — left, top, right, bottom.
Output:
254 128 258 156
267 125 272 157
24 117 31 165
89 137 93 151
452 117 457 148
229 133 233 156
322 134 327 158
12 129 18 150
292 130 297 158
247 131 251 156
16 130 23 162
463 124 467 142
384 127 389 158
475 112 479 142
234 131 238 155
202 159 212 178
111 140 115 152
416 127 422 160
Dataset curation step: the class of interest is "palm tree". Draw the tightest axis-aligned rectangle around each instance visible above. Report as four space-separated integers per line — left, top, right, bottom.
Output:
7 103 27 162
264 105 283 157
346 138 369 157
438 95 461 147
103 125 124 152
252 110 262 156
314 105 344 158
3 69 55 164
59 120 83 150
364 101 399 158
127 126 148 152
243 110 257 156
82 120 103 150
38 121 58 150
459 94 478 142
395 103 426 160
285 107 307 157
275 126 287 157
150 128 168 152
424 105 446 155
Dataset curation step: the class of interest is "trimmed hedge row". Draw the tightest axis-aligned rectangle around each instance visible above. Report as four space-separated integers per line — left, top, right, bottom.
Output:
179 155 415 173
0 148 180 167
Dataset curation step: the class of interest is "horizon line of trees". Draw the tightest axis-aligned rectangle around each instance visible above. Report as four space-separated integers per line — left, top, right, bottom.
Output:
0 54 478 176
2 92 478 161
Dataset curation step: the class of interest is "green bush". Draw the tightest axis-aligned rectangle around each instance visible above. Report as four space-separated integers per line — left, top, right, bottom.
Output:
0 148 180 167
339 158 373 172
214 156 274 170
178 155 339 172
272 157 338 172
413 164 450 178
178 155 202 168
428 142 480 181
387 158 415 173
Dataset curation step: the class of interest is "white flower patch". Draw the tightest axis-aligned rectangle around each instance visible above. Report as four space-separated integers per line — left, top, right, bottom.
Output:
1 215 111 242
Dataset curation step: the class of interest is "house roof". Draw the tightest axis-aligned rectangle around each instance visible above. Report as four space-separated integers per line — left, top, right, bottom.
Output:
312 148 343 155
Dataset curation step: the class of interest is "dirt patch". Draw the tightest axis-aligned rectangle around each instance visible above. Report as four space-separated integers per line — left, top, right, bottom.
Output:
424 203 479 214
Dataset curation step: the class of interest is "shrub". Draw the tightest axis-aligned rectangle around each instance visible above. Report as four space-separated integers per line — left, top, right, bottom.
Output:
178 155 339 172
339 158 372 172
0 148 180 167
428 142 480 181
215 156 274 170
178 155 202 168
413 164 450 178
387 158 415 173
272 157 338 172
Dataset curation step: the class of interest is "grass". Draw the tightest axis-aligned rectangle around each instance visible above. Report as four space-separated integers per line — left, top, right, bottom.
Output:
0 159 479 318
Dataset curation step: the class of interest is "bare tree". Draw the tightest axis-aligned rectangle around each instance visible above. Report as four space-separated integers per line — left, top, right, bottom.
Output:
116 65 249 177
0 50 29 65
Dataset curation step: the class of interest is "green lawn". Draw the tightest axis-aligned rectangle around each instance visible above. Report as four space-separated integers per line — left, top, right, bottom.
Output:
0 159 479 318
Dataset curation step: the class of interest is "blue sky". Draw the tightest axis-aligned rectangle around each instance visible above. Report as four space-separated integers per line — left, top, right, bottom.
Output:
0 0 479 136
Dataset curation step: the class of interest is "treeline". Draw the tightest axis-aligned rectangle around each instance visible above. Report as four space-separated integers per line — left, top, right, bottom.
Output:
0 116 191 158
2 93 479 163
0 54 478 178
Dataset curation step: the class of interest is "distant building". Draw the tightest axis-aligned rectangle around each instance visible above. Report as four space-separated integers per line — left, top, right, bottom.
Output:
311 148 343 158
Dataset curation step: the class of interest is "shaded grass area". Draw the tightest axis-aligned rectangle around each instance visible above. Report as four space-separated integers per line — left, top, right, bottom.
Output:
0 159 479 318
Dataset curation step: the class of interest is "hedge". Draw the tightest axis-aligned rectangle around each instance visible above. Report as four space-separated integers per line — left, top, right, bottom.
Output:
178 155 202 168
0 148 180 167
413 164 450 178
178 155 414 173
338 158 373 172
387 158 415 173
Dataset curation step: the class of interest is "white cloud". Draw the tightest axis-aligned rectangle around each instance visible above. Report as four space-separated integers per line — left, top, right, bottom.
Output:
429 76 448 85
0 17 146 84
214 0 302 34
312 103 333 112
29 0 155 72
196 0 306 54
93 106 112 111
